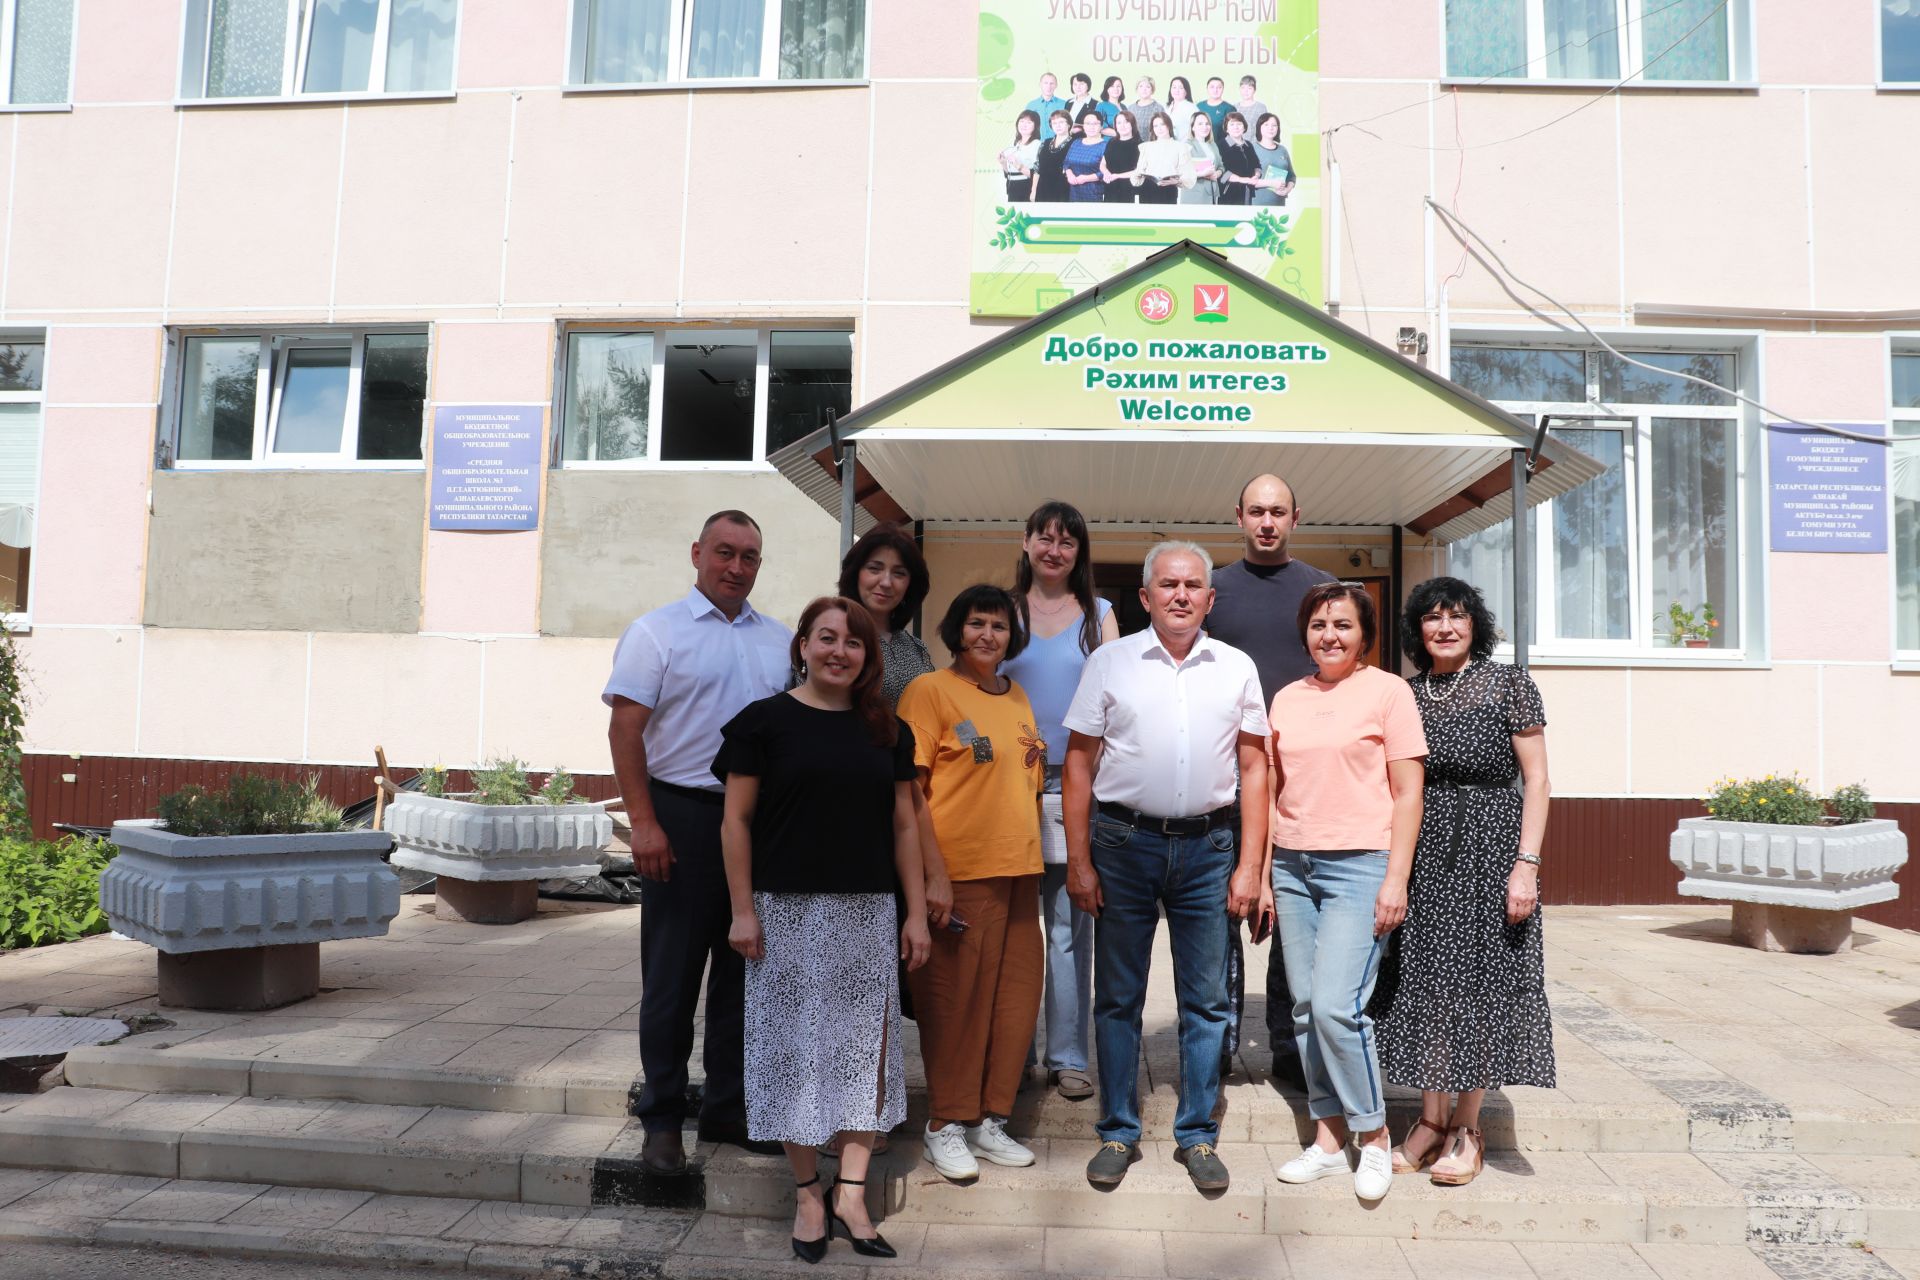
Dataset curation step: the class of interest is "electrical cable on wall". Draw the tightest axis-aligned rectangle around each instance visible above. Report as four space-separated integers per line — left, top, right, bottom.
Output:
1425 197 1901 447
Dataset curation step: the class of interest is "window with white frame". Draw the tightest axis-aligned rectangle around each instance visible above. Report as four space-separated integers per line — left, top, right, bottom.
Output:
0 339 42 618
179 0 458 100
1894 350 1920 654
171 330 429 467
1443 0 1752 83
558 327 851 465
1887 0 1920 84
0 0 73 106
566 0 865 87
1446 344 1744 653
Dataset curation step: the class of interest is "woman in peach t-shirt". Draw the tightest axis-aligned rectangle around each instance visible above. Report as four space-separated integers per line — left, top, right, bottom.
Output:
1266 582 1425 1204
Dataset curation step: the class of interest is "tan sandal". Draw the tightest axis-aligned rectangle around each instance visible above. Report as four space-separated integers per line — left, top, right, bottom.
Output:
1391 1116 1449 1175
1429 1125 1484 1186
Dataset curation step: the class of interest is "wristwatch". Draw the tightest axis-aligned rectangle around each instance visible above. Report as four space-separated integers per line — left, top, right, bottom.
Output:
1514 851 1541 867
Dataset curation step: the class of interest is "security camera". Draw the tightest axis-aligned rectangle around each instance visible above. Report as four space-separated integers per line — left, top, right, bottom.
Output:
1347 550 1365 568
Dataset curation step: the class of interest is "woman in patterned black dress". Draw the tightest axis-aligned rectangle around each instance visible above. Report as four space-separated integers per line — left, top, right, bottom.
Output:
1372 577 1553 1187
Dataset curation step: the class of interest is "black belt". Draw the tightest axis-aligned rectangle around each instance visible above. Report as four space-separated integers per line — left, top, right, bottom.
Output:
651 778 725 806
1097 800 1235 837
1427 778 1517 873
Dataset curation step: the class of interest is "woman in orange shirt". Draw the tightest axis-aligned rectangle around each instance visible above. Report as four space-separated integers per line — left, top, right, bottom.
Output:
897 584 1046 1185
1266 582 1425 1204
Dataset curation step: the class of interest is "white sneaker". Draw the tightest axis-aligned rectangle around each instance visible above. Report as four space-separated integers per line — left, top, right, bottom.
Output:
1353 1142 1393 1201
965 1116 1036 1167
1276 1143 1351 1184
923 1122 979 1181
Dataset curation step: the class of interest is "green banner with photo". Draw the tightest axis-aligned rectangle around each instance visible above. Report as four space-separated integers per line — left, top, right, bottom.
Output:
971 0 1320 317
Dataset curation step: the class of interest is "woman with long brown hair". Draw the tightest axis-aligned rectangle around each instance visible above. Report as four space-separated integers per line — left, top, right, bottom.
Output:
1002 501 1117 1101
718 596 932 1263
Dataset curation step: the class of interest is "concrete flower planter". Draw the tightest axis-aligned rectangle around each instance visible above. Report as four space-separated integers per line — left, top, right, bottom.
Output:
1669 816 1908 954
385 792 612 925
101 820 401 1010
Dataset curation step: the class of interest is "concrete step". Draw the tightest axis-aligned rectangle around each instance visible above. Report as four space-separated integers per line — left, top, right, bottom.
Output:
701 1138 1920 1251
5 1086 1913 1250
6 1166 1906 1280
62 1040 1920 1158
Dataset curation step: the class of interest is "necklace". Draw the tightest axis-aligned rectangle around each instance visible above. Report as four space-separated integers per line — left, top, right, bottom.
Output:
1420 659 1475 703
1029 593 1075 617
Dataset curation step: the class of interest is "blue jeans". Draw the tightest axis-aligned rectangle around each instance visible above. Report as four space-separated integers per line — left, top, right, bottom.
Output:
1271 847 1390 1133
1090 813 1235 1149
1040 862 1093 1072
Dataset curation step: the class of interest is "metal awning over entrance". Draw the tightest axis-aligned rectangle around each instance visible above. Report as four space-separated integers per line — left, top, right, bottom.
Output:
770 242 1603 663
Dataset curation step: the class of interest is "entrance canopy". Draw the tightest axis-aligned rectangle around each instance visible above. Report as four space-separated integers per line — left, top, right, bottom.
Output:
772 242 1600 538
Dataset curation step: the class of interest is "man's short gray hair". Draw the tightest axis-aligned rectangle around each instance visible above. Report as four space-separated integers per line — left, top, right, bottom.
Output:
1141 540 1214 587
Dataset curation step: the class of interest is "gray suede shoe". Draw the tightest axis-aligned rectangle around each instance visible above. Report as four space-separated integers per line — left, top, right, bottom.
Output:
1086 1140 1141 1187
1176 1141 1230 1192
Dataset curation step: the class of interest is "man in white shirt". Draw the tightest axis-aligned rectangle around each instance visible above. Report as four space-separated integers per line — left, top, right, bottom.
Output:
603 510 793 1174
1062 541 1269 1194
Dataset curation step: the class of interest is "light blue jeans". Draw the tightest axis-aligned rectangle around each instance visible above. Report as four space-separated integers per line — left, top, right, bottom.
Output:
1271 847 1390 1133
1039 862 1093 1073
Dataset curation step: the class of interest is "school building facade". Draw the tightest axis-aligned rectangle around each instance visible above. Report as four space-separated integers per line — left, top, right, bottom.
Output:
5 0 1916 925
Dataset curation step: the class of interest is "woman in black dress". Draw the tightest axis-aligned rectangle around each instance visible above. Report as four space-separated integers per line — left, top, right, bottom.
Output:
1217 111 1258 206
1372 577 1553 1188
1032 109 1074 203
1100 108 1141 203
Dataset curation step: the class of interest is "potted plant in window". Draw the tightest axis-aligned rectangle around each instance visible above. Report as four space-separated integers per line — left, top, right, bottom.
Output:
384 758 612 925
101 774 401 1011
1665 600 1718 648
1669 774 1907 954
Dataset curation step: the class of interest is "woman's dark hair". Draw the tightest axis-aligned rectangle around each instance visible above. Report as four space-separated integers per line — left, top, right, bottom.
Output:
938 584 1028 664
836 522 930 633
1102 74 1125 103
1070 72 1091 93
1168 74 1192 103
791 596 895 746
1012 109 1041 143
1076 107 1103 129
1223 110 1248 135
1014 500 1102 656
1297 581 1376 660
1112 110 1136 139
1050 109 1074 135
1148 110 1174 140
1256 111 1282 143
1400 576 1499 673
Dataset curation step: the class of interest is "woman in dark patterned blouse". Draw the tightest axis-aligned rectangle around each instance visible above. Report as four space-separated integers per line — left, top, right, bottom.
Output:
1372 577 1554 1188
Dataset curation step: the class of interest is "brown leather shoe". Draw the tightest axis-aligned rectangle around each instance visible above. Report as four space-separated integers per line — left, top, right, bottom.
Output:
641 1127 687 1174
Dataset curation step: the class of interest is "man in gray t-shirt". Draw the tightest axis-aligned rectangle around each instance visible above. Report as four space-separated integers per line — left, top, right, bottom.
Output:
1204 474 1333 1091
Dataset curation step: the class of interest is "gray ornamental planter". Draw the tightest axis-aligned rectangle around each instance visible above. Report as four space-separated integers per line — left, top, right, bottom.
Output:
385 792 612 924
100 820 401 1009
1669 816 1908 954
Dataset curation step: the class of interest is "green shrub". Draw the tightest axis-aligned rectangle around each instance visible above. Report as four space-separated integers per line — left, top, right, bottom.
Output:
469 757 533 806
1703 772 1824 826
156 773 344 837
0 836 115 949
419 765 449 798
538 766 582 806
1829 782 1875 824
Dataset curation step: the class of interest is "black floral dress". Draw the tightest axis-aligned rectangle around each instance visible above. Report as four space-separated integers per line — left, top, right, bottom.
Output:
1371 661 1556 1091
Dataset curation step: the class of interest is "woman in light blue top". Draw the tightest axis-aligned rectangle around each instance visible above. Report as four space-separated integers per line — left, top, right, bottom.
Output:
1001 500 1119 1102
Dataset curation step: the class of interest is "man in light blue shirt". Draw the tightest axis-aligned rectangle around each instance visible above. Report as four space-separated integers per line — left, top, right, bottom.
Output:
604 509 792 1174
1026 71 1065 121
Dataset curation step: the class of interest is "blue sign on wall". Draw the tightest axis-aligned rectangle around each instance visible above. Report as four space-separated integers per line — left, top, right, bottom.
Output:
1767 424 1888 553
428 406 542 532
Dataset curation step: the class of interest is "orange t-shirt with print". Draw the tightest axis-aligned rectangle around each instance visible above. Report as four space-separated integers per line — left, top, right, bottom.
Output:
896 669 1045 881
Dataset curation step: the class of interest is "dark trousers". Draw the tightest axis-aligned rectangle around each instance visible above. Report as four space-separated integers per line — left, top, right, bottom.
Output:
634 781 744 1134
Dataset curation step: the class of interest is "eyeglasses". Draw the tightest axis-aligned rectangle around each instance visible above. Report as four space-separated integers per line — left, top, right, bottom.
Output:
1420 611 1472 625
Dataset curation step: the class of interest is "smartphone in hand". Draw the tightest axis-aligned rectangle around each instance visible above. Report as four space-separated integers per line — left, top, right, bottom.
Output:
945 912 971 934
1248 905 1274 946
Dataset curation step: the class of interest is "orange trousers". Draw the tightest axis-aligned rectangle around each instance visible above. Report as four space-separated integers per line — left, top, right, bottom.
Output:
908 874 1043 1125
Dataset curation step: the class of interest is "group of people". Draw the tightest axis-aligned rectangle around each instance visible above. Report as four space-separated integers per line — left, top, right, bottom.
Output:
604 480 1554 1264
1000 71 1295 206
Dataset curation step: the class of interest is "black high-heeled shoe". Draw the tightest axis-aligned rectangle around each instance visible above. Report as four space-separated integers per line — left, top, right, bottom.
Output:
826 1176 897 1259
791 1174 828 1265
